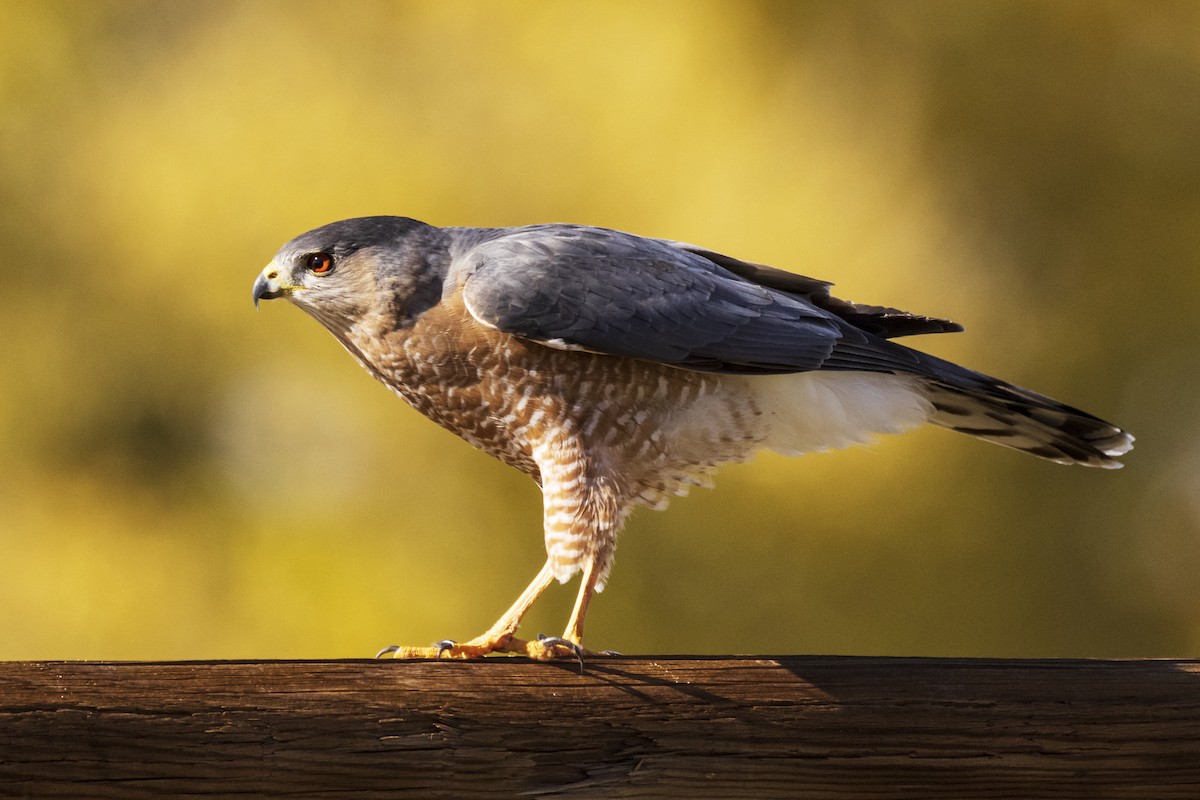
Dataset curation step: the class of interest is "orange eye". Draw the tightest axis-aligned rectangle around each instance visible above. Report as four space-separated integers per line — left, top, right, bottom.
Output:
305 252 334 275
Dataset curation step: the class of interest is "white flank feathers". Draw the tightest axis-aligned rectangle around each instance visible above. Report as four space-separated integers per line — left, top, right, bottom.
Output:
743 371 933 456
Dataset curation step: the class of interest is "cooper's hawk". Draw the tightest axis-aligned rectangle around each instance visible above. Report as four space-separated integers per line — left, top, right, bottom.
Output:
252 216 1133 661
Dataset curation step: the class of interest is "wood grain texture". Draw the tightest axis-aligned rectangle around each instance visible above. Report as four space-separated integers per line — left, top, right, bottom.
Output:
1 657 1197 798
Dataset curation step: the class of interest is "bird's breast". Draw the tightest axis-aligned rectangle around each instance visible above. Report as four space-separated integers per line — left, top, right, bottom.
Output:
345 299 770 499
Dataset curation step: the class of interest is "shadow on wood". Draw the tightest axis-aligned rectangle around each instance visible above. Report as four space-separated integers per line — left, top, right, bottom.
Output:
1 656 1197 798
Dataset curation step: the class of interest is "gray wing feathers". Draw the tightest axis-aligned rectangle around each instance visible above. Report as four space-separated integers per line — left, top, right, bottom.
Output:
667 241 964 339
460 226 845 372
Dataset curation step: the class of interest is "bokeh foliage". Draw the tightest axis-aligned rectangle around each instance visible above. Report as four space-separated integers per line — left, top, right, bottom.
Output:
1 0 1197 658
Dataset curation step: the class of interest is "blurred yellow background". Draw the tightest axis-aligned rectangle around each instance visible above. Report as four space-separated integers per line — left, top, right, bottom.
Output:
2 0 1196 660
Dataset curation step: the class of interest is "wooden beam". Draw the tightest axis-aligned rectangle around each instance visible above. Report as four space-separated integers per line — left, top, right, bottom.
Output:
1 657 1197 798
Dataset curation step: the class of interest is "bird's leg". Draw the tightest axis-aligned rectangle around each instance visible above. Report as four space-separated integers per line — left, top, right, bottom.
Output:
564 558 600 644
378 560 557 660
524 557 602 663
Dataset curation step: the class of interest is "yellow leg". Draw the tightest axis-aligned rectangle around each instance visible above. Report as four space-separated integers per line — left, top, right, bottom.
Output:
524 558 603 663
563 559 600 643
380 560 557 660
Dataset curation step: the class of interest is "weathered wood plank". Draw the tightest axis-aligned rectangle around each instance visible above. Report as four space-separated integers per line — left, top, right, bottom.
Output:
1 657 1197 798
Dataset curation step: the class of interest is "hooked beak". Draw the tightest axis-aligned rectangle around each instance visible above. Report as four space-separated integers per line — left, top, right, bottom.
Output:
252 270 286 308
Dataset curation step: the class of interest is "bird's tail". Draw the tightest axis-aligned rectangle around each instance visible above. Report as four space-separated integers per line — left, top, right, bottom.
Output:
919 356 1133 468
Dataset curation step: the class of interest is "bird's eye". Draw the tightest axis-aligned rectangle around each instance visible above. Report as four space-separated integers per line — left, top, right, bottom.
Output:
304 252 334 275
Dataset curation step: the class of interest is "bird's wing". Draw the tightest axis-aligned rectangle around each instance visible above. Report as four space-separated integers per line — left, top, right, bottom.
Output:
665 241 963 339
458 225 923 375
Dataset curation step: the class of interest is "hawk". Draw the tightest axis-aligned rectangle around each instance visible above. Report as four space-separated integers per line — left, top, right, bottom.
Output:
252 216 1133 661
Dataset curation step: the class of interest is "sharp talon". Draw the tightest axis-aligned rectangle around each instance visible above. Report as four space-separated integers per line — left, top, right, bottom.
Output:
569 644 585 673
435 639 458 658
599 650 621 656
375 645 400 659
536 635 585 673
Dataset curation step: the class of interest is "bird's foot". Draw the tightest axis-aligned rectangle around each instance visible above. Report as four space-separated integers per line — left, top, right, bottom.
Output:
375 635 515 660
528 634 585 670
375 634 603 669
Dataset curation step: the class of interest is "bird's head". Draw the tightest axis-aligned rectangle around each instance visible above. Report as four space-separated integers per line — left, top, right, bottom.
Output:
253 216 450 334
